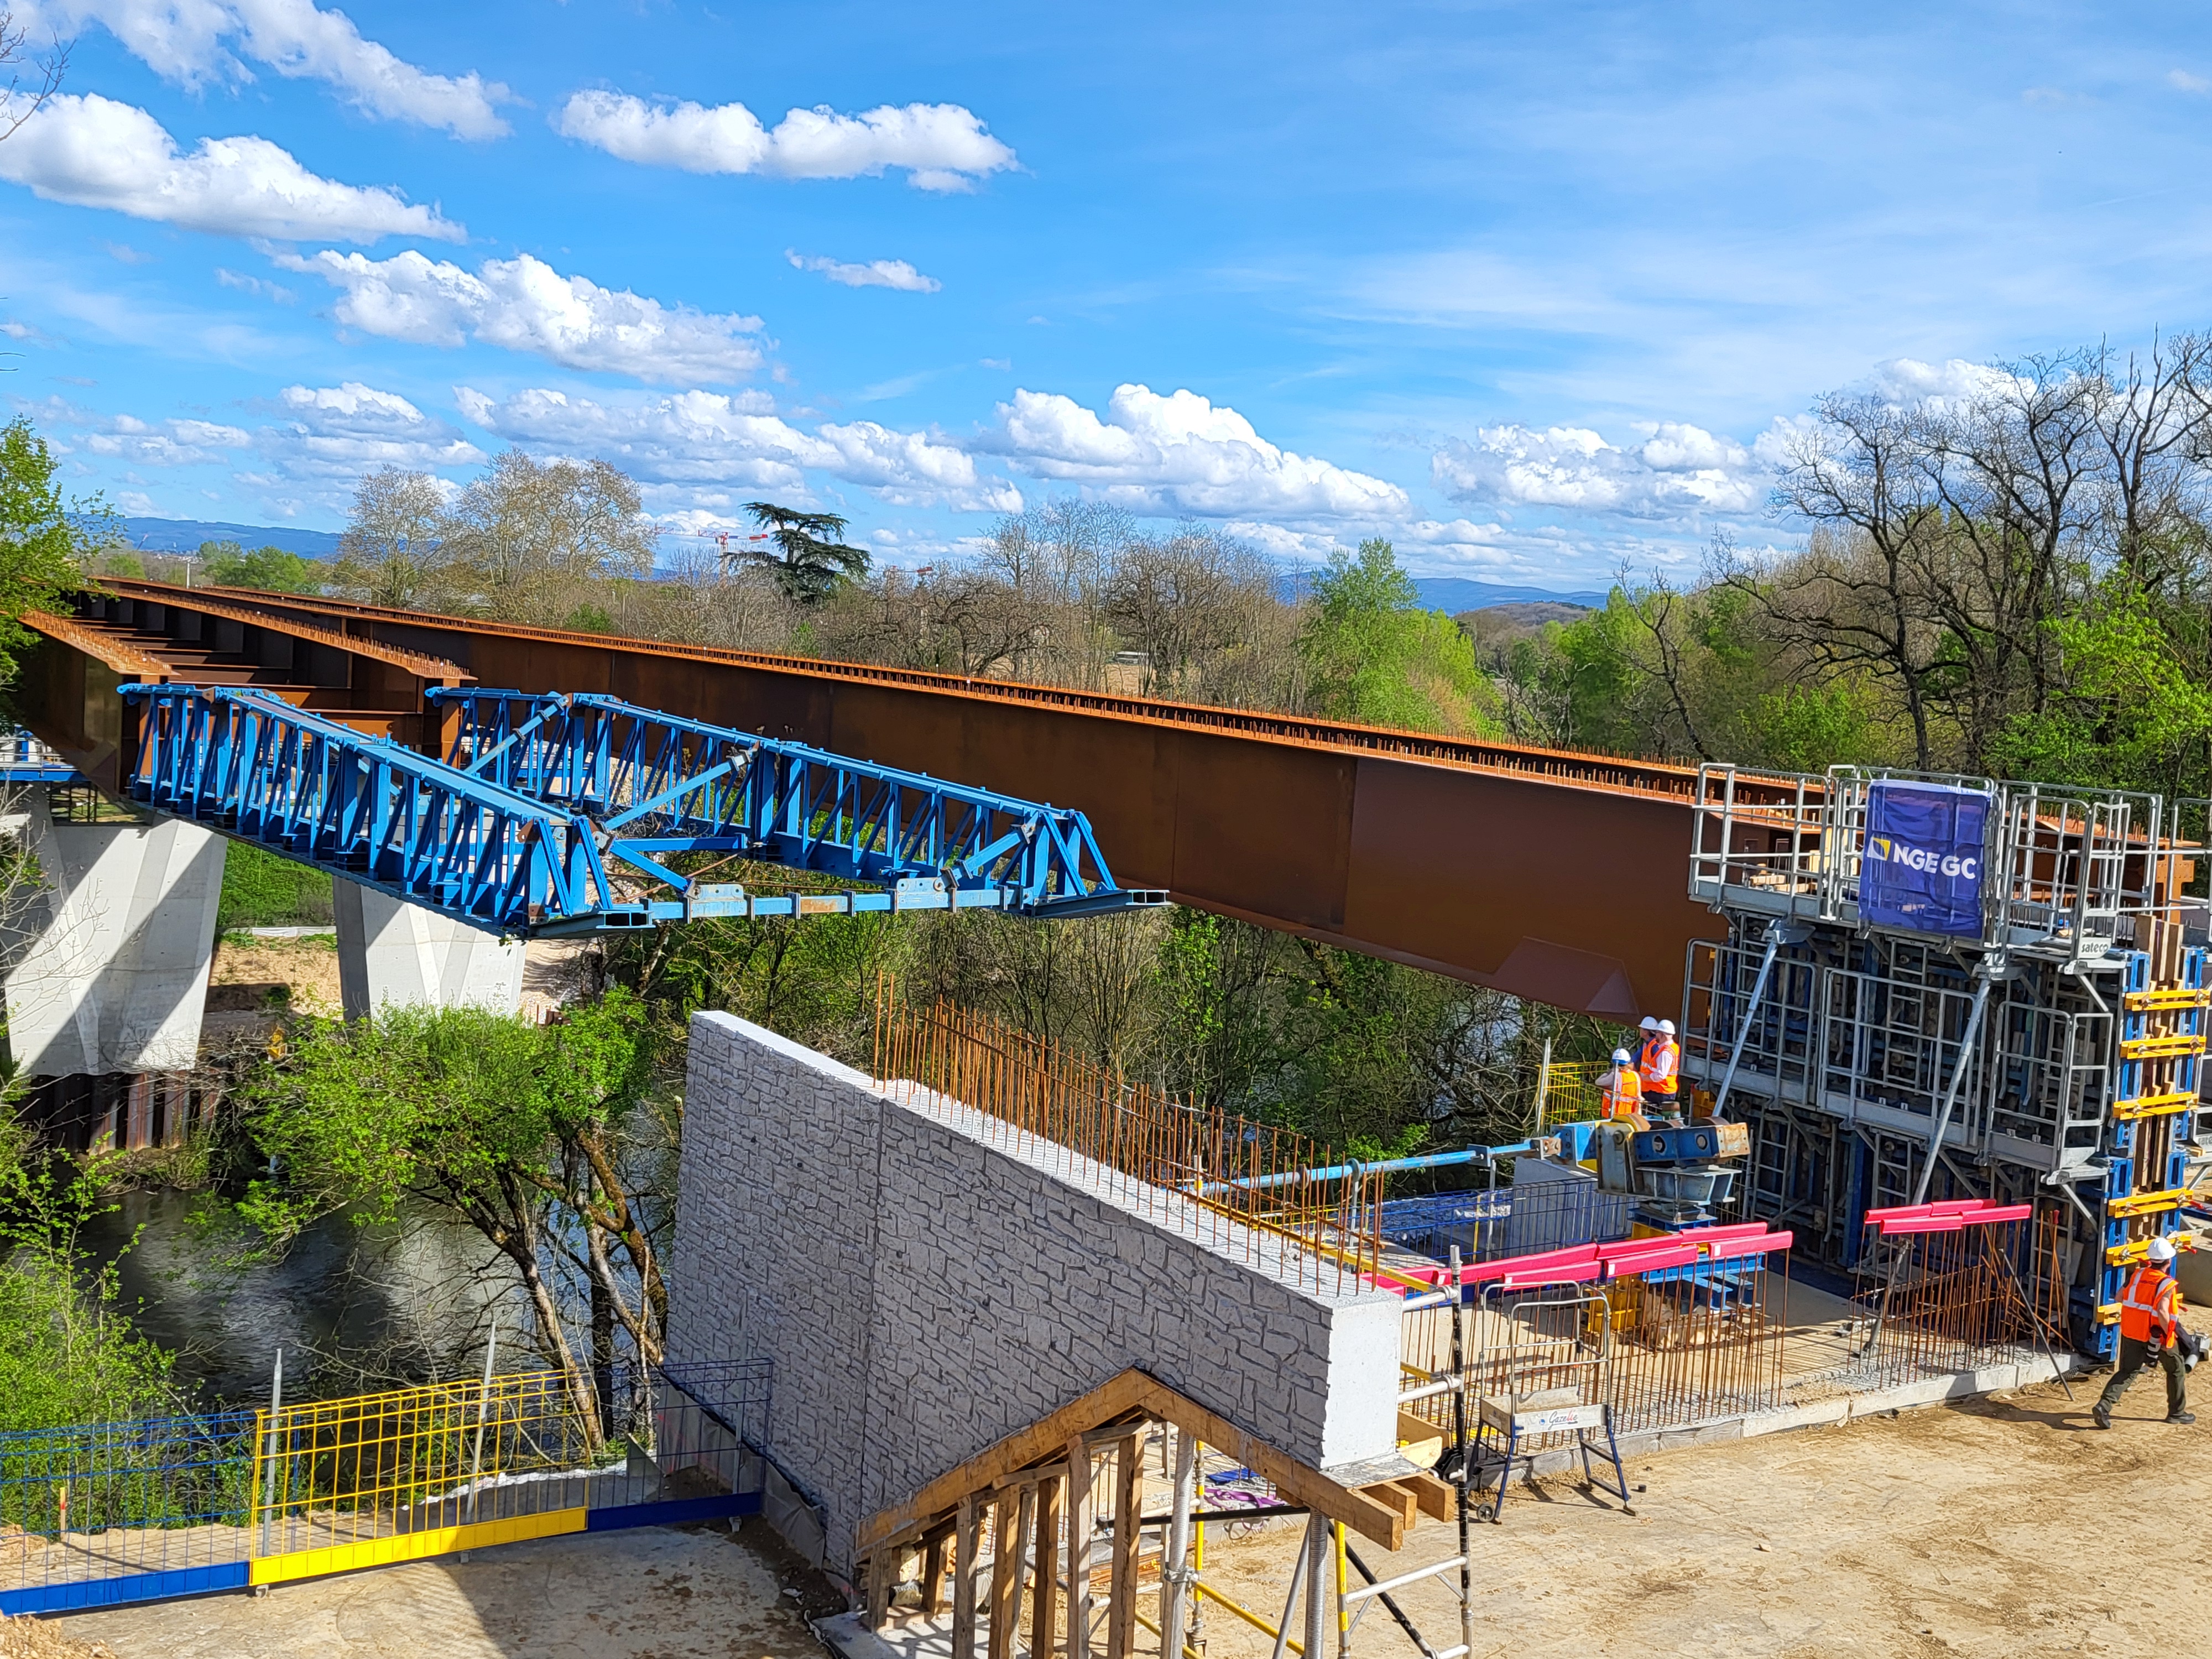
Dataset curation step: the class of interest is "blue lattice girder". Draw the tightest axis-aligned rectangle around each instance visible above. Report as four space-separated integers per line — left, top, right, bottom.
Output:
430 688 1161 921
122 684 618 932
114 684 1160 935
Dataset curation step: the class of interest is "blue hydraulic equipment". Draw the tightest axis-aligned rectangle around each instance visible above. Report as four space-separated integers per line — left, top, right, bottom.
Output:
115 684 1162 935
0 731 84 784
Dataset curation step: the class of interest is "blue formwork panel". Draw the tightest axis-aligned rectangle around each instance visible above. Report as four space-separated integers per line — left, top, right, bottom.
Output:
0 1561 250 1618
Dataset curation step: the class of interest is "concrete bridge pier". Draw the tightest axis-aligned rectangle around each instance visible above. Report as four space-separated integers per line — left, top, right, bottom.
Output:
0 792 225 1076
333 879 525 1022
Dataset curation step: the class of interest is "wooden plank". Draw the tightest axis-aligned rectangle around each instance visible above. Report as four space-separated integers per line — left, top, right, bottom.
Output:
924 1535 948 1616
989 1491 1021 1659
953 1493 980 1659
1367 1482 1420 1531
1397 1471 1452 1522
1032 1473 1062 1659
860 1371 1151 1555
867 1548 895 1631
1065 1438 1095 1659
1008 1483 1039 1659
1107 1434 1141 1659
1128 1378 1404 1551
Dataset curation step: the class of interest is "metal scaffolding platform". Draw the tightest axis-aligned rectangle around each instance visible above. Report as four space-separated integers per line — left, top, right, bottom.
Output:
1682 763 2210 1358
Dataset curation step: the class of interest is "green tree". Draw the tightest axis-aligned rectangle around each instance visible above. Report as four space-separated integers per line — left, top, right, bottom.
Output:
232 997 659 1444
728 502 870 604
0 417 98 681
1298 540 1495 734
198 540 324 594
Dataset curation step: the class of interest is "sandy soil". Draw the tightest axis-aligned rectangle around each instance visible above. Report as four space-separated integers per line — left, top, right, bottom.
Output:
208 937 343 1016
1191 1378 2204 1659
53 1521 834 1659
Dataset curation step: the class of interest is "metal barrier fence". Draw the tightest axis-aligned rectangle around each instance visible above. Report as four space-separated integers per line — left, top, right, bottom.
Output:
873 990 1382 1291
0 1361 768 1618
1846 1205 2067 1390
1397 1233 1792 1446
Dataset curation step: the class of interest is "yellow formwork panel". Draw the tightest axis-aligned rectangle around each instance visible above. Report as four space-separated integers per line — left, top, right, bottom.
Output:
2106 1187 2190 1219
248 1505 587 1587
2123 988 2211 1012
2114 1091 2199 1121
2119 1034 2205 1061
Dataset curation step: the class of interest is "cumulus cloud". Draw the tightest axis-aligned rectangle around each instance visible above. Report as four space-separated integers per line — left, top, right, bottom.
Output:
456 386 1020 511
258 381 486 478
20 0 509 138
1431 420 1767 518
29 397 252 465
554 91 1015 190
277 250 763 383
786 251 940 293
0 92 462 242
990 384 1410 521
1863 356 2033 409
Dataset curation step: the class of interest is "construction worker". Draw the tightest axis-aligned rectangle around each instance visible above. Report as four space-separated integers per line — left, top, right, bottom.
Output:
1639 1018 1681 1123
2093 1235 2194 1429
1601 1047 1644 1121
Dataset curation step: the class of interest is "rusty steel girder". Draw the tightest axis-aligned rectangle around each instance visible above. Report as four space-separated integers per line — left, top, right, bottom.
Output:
29 580 1728 1018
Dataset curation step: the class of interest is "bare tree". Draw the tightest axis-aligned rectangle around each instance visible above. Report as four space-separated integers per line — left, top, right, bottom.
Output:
441 451 658 624
1736 396 1953 768
0 9 65 145
2080 332 2212 587
333 468 452 609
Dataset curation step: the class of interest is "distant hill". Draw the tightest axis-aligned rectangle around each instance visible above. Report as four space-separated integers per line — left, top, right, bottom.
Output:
119 517 342 558
1412 576 1604 612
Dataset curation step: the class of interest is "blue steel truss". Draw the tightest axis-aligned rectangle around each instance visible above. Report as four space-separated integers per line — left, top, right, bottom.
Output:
114 685 1159 935
124 684 617 932
431 688 1160 923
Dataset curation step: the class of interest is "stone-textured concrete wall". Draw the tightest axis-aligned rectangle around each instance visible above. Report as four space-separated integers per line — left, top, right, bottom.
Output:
670 1011 1400 1575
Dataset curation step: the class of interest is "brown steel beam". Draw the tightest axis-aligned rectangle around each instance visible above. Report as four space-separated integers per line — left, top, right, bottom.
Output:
45 580 1720 1018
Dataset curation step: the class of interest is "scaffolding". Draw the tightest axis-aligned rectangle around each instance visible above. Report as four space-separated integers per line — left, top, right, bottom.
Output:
1684 762 2211 1358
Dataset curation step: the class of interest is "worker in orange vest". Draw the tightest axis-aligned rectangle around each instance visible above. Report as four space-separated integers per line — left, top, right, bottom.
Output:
2093 1235 2193 1428
1639 1019 1681 1123
1601 1047 1644 1122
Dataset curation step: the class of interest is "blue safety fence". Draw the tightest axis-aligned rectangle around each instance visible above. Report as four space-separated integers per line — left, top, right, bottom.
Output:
0 1361 769 1619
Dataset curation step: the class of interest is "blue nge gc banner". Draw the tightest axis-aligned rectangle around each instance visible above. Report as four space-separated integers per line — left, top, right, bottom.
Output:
1859 780 1992 938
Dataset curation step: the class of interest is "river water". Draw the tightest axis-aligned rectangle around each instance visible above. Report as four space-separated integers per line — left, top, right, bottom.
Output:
81 1190 522 1408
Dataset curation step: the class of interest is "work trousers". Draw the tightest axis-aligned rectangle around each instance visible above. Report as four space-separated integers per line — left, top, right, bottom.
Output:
2096 1335 2187 1419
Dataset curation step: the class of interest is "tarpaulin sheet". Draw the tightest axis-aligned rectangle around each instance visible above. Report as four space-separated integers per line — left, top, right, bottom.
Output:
1859 780 1991 937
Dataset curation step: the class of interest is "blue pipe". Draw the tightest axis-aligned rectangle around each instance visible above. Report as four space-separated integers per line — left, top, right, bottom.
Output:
1203 1140 1545 1194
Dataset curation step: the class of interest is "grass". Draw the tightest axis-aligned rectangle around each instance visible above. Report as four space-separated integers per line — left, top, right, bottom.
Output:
217 842 334 931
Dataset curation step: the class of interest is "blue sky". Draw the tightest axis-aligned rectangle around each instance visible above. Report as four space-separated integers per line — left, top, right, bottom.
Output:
2 1 2209 589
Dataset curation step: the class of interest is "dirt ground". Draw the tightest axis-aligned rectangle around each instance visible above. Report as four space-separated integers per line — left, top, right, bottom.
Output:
1191 1378 2204 1659
42 1379 2206 1658
50 1521 836 1659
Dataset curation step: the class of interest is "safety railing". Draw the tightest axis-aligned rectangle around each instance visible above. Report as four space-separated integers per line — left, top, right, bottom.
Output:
1693 762 2189 962
872 990 1382 1292
1845 1203 2068 1390
0 1361 768 1618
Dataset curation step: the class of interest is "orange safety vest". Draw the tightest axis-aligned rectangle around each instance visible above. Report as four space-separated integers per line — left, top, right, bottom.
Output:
1602 1065 1643 1118
1639 1037 1680 1094
2119 1264 2182 1344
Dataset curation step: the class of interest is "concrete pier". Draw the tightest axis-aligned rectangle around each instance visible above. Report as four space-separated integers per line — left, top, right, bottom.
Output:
0 792 225 1075
333 879 525 1021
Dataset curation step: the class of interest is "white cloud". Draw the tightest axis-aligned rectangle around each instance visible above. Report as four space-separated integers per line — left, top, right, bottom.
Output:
1863 356 2033 409
1431 420 1766 518
29 397 253 465
21 0 509 138
277 249 764 383
554 91 1015 190
0 92 462 242
2173 70 2212 95
259 381 486 478
456 385 1020 511
992 384 1410 521
216 266 294 302
787 251 941 293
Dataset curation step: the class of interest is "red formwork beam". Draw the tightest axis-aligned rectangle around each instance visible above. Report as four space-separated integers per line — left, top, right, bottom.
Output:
30 580 1740 1016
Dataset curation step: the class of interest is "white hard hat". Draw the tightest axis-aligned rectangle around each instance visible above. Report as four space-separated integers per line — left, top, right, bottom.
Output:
1639 1016 1660 1031
1613 1048 1632 1064
1658 1020 1676 1036
2148 1237 2177 1264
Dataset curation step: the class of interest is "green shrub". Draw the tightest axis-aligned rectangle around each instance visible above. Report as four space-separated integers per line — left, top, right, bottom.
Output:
218 842 334 930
